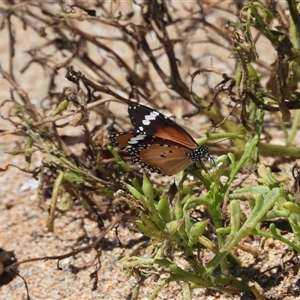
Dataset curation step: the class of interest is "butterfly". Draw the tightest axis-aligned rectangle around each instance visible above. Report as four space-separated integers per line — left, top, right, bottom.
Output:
109 103 211 175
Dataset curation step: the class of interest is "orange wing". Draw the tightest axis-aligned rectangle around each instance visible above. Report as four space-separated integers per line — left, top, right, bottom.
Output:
138 144 193 175
109 133 194 175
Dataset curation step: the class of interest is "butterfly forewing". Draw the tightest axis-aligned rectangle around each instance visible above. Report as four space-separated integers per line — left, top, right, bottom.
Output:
128 104 198 148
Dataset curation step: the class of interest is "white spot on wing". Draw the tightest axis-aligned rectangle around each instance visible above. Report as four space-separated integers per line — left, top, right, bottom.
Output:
142 111 159 126
143 120 150 125
128 135 147 144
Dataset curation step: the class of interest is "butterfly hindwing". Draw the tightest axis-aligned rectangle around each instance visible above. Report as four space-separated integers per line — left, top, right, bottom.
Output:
137 144 193 175
109 132 194 175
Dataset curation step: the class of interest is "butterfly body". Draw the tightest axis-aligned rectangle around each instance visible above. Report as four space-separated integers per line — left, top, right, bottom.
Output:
110 104 210 175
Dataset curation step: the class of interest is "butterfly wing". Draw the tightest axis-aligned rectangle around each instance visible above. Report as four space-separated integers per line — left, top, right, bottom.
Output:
128 104 198 148
137 144 193 175
109 132 194 175
110 132 154 150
